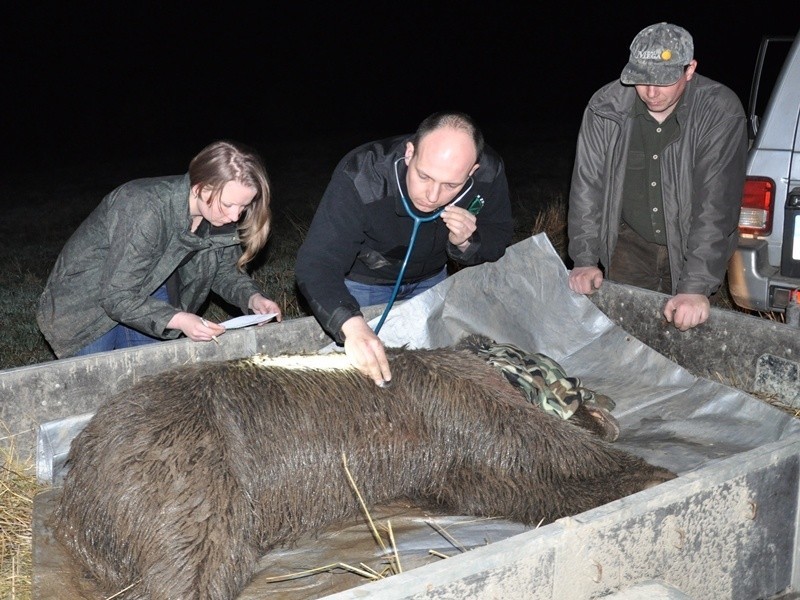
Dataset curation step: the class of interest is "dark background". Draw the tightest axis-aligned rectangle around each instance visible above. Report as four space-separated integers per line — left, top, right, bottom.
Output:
4 3 799 179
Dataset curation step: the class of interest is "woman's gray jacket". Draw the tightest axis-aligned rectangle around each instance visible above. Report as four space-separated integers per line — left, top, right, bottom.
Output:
567 73 748 296
37 174 263 358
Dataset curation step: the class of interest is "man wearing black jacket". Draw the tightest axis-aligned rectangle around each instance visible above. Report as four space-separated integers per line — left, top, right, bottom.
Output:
296 111 513 386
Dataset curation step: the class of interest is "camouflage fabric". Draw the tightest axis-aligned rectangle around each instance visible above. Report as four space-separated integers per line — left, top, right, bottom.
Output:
476 340 616 421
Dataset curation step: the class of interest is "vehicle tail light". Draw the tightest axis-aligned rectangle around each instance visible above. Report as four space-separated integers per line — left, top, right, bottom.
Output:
738 176 775 235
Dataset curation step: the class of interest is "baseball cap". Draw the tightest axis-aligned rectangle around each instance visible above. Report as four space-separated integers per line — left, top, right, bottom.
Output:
620 23 694 86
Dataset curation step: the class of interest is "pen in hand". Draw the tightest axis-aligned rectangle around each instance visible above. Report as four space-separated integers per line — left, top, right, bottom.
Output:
201 318 220 345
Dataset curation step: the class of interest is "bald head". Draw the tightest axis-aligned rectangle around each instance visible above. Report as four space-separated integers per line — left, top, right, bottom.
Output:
404 125 481 213
411 111 484 160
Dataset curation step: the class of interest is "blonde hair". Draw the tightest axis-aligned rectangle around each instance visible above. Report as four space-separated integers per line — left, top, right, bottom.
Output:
189 140 272 270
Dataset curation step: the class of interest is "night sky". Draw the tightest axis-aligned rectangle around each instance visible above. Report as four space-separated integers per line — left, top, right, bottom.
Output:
5 3 799 178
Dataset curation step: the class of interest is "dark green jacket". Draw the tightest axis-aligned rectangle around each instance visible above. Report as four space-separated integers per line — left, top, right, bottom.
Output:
37 174 262 358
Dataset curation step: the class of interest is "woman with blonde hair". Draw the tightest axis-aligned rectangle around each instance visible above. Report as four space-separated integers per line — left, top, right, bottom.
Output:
37 140 282 358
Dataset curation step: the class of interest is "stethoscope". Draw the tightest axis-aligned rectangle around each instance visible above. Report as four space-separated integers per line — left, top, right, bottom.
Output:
373 158 475 333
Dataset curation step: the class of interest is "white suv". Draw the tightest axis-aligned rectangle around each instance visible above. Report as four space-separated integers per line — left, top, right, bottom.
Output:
728 32 800 313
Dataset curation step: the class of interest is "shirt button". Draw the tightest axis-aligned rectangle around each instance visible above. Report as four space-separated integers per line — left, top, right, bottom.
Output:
653 207 659 212
651 181 657 187
655 229 661 234
656 127 662 133
652 154 658 160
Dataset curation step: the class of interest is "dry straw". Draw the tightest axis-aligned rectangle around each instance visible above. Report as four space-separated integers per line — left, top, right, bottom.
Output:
260 452 409 584
1 435 46 600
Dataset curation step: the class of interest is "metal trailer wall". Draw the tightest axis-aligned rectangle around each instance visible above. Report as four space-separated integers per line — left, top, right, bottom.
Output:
591 281 800 404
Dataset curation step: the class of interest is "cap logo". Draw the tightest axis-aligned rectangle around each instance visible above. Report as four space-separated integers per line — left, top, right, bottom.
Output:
634 49 664 60
633 48 675 61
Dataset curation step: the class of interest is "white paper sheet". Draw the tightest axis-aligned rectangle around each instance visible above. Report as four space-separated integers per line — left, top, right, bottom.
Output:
219 313 278 329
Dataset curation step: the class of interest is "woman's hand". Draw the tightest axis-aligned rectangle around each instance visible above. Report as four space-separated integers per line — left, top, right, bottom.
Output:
168 312 226 342
248 293 283 322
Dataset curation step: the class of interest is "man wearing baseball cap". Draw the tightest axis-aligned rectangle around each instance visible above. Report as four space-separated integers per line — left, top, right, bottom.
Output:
567 23 747 331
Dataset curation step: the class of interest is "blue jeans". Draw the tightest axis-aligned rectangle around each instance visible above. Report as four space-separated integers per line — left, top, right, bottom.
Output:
344 267 447 308
74 285 169 357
